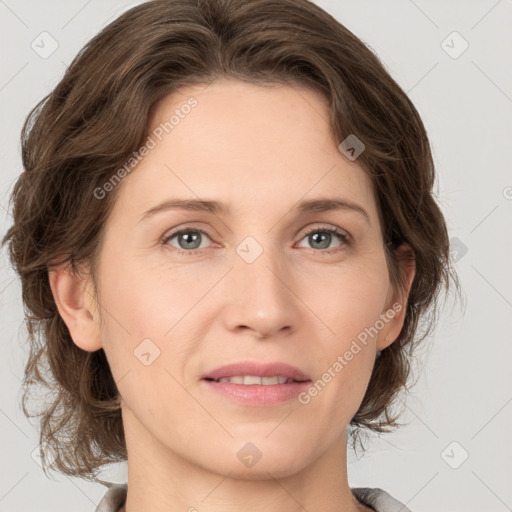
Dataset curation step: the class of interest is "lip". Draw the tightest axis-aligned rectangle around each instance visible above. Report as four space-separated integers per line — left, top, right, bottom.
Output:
201 361 311 406
201 361 311 382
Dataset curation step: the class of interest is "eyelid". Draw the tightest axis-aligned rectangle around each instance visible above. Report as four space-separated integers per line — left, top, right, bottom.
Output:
301 224 349 238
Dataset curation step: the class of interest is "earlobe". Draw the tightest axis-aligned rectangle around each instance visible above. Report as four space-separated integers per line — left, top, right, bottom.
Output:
48 264 103 352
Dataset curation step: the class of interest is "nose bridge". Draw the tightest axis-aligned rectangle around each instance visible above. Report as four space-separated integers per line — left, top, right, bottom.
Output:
223 234 299 337
237 235 290 305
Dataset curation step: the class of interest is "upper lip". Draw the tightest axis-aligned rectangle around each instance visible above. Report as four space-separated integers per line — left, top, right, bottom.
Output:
202 361 311 382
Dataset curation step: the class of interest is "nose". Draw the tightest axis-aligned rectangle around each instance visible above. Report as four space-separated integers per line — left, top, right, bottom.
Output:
221 244 301 340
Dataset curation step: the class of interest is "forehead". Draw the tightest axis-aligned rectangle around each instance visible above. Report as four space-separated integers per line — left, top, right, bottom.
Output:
111 79 378 224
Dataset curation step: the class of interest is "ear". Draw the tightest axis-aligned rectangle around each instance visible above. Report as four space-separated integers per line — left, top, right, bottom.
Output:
377 243 416 351
48 263 103 352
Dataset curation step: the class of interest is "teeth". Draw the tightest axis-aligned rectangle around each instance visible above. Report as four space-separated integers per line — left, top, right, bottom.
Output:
243 375 262 385
216 375 293 385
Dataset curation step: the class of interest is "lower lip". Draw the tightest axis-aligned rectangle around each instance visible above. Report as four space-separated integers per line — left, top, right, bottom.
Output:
201 379 311 406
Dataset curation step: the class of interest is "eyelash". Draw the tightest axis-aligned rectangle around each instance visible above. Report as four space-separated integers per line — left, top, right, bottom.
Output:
161 225 350 256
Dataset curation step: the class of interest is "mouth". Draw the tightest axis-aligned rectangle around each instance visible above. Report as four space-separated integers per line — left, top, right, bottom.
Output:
201 361 310 382
200 361 311 406
204 375 302 385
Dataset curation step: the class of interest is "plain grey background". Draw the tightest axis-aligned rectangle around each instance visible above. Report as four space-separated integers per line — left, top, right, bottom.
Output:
1 1 511 511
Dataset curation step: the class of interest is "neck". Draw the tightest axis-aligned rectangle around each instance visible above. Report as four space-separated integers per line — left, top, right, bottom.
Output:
120 406 371 512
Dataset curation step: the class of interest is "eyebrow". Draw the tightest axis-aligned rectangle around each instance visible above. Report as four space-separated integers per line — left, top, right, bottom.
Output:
139 197 370 224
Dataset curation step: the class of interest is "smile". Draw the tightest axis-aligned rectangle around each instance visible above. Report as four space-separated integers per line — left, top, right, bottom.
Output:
209 375 296 385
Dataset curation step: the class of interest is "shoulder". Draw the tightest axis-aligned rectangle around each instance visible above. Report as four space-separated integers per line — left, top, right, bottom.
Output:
351 487 413 512
95 483 127 512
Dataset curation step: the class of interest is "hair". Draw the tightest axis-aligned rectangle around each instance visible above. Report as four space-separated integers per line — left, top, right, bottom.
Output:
2 0 458 483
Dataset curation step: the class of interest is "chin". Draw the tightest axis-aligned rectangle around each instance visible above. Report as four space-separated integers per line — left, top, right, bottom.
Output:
209 456 310 481
190 435 317 480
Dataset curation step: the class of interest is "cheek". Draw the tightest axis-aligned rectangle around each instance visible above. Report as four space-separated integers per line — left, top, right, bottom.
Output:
96 259 205 434
96 253 223 389
301 254 391 344
296 256 389 410
98 249 204 338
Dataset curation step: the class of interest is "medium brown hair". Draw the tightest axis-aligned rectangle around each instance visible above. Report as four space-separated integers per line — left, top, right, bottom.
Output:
2 0 457 483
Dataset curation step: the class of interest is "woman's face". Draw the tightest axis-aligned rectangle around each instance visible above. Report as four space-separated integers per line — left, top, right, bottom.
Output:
88 79 409 477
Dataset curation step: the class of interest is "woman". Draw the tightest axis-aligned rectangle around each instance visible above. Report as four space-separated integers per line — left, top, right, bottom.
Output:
2 0 456 511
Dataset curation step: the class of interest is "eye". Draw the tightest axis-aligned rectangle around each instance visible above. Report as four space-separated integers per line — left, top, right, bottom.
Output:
296 225 350 253
162 228 212 254
162 225 350 256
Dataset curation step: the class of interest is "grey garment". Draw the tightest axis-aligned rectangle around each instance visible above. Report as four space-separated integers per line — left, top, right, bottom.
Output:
352 487 413 511
95 483 412 512
95 484 127 512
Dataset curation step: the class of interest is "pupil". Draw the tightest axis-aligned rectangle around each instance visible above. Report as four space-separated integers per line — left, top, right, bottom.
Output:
311 232 330 249
180 232 201 250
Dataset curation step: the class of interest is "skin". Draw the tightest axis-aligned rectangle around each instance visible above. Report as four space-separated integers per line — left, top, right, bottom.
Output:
49 79 415 512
